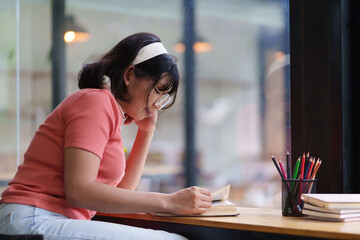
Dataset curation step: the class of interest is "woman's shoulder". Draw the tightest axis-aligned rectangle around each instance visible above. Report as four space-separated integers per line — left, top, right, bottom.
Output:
62 89 120 115
66 89 116 105
71 88 113 100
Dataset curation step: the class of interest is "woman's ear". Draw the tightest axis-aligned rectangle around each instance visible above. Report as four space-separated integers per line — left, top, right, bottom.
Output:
123 65 135 87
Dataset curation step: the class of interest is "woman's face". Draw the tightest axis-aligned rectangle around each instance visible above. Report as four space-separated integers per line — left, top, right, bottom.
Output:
120 67 170 121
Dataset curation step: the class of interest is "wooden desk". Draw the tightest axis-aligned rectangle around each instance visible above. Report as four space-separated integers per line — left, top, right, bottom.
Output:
93 207 360 240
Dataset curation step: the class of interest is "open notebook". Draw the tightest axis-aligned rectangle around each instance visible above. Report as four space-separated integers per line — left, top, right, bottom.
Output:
154 185 239 217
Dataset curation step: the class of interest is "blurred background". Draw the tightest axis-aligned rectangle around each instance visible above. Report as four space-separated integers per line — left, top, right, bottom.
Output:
0 0 290 209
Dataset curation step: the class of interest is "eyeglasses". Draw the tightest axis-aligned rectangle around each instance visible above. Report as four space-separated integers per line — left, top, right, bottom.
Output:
153 85 172 110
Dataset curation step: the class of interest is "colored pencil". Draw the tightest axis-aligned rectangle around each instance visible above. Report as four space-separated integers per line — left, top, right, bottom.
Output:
307 159 322 193
279 160 287 180
311 159 321 179
305 157 315 179
298 153 306 202
290 158 301 190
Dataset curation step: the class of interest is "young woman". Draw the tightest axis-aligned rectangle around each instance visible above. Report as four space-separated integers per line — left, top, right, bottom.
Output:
0 32 212 240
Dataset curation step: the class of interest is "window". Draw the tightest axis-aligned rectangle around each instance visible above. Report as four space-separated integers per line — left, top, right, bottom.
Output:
1 0 291 208
0 0 20 191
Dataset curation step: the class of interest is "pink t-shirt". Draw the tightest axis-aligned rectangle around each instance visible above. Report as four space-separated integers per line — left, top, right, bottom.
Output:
1 89 126 220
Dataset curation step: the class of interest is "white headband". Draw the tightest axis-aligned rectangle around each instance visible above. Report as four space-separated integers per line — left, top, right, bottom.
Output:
132 42 168 65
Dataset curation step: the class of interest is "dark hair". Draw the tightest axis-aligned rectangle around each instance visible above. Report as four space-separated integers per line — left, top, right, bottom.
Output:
78 32 179 109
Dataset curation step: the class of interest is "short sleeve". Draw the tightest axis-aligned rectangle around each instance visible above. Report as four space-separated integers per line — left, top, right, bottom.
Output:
63 90 117 159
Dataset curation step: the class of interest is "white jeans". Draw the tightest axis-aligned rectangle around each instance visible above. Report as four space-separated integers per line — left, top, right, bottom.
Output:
0 203 187 240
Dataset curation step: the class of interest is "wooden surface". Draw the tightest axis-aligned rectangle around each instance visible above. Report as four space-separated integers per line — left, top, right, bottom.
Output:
96 207 360 239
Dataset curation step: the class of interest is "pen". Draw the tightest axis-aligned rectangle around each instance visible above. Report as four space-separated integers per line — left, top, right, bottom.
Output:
271 155 302 213
303 156 312 180
286 151 291 182
286 157 299 215
298 153 306 202
280 159 291 215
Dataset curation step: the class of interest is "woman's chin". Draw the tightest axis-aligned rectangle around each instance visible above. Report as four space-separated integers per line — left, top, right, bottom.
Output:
123 114 143 125
123 115 134 125
123 109 153 124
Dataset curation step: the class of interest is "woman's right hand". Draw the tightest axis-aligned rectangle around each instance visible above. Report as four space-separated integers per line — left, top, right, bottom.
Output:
166 186 212 215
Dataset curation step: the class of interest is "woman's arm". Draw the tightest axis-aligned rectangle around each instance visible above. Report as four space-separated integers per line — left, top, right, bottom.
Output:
64 147 212 215
117 110 157 190
116 128 153 190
